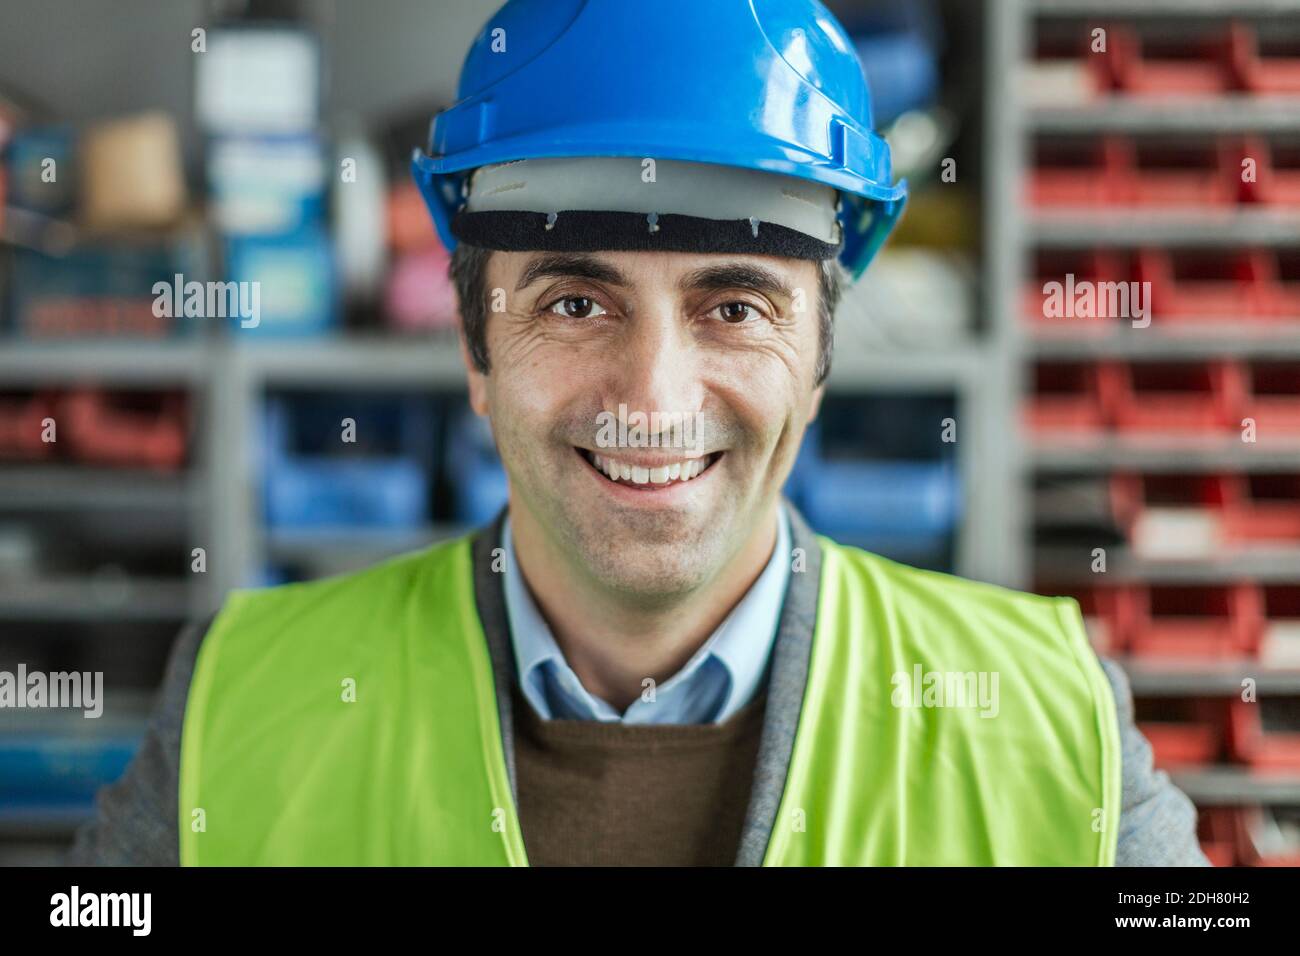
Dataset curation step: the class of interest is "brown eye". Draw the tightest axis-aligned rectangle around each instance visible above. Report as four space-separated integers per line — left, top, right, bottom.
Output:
547 296 607 318
715 302 757 323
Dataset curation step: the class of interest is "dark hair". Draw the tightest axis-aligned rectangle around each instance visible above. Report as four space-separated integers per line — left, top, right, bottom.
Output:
450 243 844 385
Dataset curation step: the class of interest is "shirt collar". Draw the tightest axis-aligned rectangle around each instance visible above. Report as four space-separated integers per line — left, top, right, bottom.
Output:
501 504 791 724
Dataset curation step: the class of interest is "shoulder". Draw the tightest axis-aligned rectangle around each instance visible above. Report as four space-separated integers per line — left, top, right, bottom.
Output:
816 536 1115 733
818 535 1084 636
217 534 473 630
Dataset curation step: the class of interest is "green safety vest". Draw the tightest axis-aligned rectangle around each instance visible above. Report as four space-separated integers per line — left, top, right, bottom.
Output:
180 533 1121 866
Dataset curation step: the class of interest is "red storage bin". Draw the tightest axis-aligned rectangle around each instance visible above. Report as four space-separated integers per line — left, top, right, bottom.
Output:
1127 583 1264 658
1228 697 1300 769
1111 472 1243 558
1025 361 1117 433
1040 583 1128 655
1268 249 1300 316
1243 362 1300 433
1127 138 1237 208
1023 249 1130 328
1135 698 1226 769
1113 361 1246 433
1242 137 1300 207
1111 473 1242 523
0 391 57 461
58 389 189 472
1238 806 1300 867
1260 585 1300 666
1198 807 1240 867
1029 136 1129 208
1233 22 1300 95
1137 249 1273 321
1029 31 1111 105
386 180 439 253
1108 26 1238 97
1224 475 1300 544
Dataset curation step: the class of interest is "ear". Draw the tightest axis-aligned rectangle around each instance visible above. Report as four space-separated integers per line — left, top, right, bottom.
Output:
460 331 490 417
807 382 826 424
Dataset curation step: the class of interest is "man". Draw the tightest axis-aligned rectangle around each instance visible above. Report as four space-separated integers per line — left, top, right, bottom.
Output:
69 0 1208 866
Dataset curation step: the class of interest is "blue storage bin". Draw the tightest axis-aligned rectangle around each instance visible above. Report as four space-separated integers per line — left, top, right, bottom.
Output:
445 408 509 526
785 421 960 539
0 734 140 805
9 238 209 339
854 32 940 127
4 126 77 215
262 393 435 530
225 228 337 335
207 134 328 237
845 0 941 127
797 459 959 536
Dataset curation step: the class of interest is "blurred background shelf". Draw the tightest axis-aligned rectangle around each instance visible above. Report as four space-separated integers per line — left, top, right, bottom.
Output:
1121 658 1300 695
1037 545 1300 582
1028 100 1300 134
0 466 199 510
0 340 212 383
1029 438 1300 472
235 336 465 387
1031 0 1300 15
0 806 97 841
1030 211 1300 247
1029 327 1300 360
1170 769 1300 805
0 577 196 621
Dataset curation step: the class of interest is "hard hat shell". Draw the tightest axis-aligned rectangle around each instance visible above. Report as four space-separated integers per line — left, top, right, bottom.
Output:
411 0 907 278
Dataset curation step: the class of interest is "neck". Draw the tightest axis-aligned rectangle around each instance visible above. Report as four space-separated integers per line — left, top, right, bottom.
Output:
509 503 782 713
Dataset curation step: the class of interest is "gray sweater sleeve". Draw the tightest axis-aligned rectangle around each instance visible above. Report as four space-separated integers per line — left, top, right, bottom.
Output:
1101 656 1212 866
62 620 1213 866
62 616 210 866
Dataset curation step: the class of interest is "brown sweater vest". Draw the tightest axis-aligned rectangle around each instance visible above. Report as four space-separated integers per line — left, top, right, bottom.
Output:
510 682 768 866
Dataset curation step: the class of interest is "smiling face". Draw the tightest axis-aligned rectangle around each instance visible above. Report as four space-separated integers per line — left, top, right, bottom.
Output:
465 249 826 602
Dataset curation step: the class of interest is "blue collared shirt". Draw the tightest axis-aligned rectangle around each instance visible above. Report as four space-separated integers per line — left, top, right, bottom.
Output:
501 505 791 725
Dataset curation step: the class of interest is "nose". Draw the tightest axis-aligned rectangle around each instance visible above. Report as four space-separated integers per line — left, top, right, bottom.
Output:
601 306 705 437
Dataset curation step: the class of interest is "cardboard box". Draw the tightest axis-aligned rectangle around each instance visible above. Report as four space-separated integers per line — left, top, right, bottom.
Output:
79 112 187 230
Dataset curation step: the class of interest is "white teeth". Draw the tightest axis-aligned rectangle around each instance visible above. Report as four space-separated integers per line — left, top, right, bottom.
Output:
587 451 713 485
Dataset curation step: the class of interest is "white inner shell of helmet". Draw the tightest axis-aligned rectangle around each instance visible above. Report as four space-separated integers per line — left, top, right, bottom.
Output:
462 156 843 245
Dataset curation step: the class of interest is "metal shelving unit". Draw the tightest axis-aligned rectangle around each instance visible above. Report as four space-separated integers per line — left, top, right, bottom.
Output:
1004 0 1300 826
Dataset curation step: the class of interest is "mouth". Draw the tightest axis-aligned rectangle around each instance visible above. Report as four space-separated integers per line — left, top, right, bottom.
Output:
575 447 722 490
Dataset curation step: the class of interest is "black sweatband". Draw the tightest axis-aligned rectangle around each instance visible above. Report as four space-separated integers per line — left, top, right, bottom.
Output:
450 208 843 261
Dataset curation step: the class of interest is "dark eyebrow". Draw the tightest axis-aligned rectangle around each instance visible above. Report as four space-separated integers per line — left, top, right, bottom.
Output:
514 253 633 293
676 262 796 302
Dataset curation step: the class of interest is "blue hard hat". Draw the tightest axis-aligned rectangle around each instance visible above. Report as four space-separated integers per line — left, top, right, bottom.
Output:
411 0 907 278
